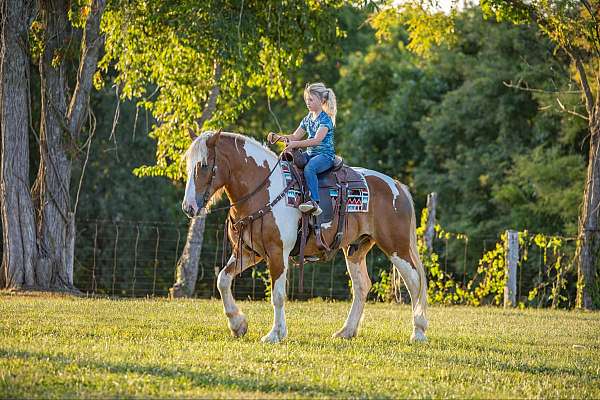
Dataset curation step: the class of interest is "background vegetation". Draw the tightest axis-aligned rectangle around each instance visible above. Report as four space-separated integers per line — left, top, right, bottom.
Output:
62 4 588 304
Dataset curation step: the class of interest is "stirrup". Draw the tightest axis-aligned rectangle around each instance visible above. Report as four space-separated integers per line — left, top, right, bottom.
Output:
299 200 322 216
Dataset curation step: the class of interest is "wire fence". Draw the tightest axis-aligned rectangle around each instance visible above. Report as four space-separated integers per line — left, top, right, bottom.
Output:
0 215 577 306
73 216 368 300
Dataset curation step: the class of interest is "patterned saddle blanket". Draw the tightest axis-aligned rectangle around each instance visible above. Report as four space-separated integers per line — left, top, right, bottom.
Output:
281 160 370 224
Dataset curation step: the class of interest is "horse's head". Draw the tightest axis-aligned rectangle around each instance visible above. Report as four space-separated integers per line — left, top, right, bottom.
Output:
182 129 227 218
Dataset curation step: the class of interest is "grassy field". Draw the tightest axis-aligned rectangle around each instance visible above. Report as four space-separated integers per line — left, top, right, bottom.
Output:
1 294 599 398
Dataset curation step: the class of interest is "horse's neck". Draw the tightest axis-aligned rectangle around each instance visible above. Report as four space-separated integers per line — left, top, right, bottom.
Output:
220 136 278 216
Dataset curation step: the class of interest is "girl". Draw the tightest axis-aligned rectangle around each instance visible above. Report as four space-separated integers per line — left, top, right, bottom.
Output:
268 83 337 216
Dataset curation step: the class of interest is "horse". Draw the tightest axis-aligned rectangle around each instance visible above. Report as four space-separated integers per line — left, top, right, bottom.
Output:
181 130 428 343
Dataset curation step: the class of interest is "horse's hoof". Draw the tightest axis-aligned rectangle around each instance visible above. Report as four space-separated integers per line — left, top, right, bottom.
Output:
410 329 427 343
261 328 286 343
229 314 248 338
332 328 356 339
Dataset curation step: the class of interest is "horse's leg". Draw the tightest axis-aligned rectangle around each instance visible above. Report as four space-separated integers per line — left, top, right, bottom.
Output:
333 240 374 339
388 249 428 342
217 247 262 338
261 247 290 343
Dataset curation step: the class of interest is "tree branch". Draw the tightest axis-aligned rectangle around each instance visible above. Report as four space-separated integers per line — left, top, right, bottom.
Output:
556 97 589 120
195 60 222 129
503 80 582 94
572 53 596 118
67 0 106 138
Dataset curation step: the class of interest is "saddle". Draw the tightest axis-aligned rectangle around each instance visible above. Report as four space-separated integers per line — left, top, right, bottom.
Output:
282 149 369 292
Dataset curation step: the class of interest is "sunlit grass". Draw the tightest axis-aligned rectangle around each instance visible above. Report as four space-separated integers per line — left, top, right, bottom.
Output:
1 294 599 398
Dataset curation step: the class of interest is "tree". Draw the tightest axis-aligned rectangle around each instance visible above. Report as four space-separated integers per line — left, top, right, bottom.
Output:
1 0 105 290
1 0 37 288
100 0 343 297
394 0 598 308
480 0 600 308
336 13 445 185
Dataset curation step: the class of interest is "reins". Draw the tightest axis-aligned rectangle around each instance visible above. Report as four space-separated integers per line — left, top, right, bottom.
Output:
203 147 285 214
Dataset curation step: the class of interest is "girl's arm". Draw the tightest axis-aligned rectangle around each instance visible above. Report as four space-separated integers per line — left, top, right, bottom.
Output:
287 126 328 149
268 127 305 143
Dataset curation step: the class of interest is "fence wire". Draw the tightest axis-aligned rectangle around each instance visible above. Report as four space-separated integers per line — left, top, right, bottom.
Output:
0 216 577 306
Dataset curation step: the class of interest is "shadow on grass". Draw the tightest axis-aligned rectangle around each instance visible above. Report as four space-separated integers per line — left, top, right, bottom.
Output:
0 348 389 398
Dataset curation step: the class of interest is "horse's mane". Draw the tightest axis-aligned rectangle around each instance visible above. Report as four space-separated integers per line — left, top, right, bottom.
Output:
183 131 277 178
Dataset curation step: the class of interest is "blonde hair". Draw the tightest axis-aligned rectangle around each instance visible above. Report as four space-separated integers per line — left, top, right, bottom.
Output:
304 82 337 126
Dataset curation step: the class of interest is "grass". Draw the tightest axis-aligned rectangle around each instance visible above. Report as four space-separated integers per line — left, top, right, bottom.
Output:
1 294 599 398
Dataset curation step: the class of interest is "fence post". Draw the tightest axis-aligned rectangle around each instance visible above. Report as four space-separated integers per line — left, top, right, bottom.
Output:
424 192 437 254
504 230 518 308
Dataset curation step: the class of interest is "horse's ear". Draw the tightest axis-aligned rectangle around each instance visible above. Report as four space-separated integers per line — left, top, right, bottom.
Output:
206 129 222 147
188 125 198 141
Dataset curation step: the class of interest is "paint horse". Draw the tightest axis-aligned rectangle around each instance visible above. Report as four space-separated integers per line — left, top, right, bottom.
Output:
181 130 428 343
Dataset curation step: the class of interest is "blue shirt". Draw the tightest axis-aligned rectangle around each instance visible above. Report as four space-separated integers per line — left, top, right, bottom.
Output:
299 111 335 159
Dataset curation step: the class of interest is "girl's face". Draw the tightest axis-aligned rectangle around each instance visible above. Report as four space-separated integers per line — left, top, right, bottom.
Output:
304 92 323 113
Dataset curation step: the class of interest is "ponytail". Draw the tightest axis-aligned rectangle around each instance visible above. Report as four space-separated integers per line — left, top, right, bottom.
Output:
324 88 337 126
305 82 337 126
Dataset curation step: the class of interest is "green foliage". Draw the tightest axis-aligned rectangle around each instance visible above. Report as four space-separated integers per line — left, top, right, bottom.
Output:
73 86 185 223
467 238 507 306
235 4 375 140
493 146 584 235
252 267 272 301
519 231 574 308
480 0 600 58
412 9 584 238
370 269 393 302
336 14 445 185
334 6 585 240
100 0 343 180
418 208 577 308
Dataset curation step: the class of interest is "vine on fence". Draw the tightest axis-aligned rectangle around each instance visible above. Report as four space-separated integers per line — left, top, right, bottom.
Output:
519 231 572 308
368 209 576 307
371 270 393 302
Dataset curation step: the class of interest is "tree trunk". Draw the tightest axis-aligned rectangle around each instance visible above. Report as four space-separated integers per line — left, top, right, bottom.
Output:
169 61 221 298
0 0 37 290
30 0 105 291
169 214 206 298
31 0 75 290
576 115 600 309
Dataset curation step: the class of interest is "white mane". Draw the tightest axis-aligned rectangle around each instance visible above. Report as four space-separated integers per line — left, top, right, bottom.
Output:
183 131 277 178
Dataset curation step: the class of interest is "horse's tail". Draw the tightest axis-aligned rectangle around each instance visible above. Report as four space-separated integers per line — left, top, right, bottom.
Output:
398 183 428 328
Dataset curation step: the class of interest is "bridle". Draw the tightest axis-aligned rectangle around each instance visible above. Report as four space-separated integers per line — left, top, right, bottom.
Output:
195 151 218 212
191 138 285 217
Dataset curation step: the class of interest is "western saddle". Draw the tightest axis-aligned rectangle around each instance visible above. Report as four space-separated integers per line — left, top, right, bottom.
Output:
282 150 368 291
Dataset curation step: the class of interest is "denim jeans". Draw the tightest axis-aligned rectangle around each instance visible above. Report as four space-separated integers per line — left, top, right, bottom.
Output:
303 154 334 203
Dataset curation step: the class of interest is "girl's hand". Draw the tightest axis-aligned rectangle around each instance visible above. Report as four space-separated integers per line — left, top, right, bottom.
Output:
285 141 298 150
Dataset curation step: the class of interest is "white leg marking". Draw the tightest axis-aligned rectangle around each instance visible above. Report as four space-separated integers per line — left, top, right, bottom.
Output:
217 255 248 337
241 136 299 342
390 253 428 342
334 257 371 339
261 261 288 343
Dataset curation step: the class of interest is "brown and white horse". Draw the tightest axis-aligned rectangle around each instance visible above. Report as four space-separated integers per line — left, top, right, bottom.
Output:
181 131 428 343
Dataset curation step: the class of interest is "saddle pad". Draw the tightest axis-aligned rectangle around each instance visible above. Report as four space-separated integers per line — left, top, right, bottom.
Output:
281 161 370 213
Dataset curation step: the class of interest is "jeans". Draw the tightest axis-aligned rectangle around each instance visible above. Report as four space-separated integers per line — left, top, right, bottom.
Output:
303 154 334 203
